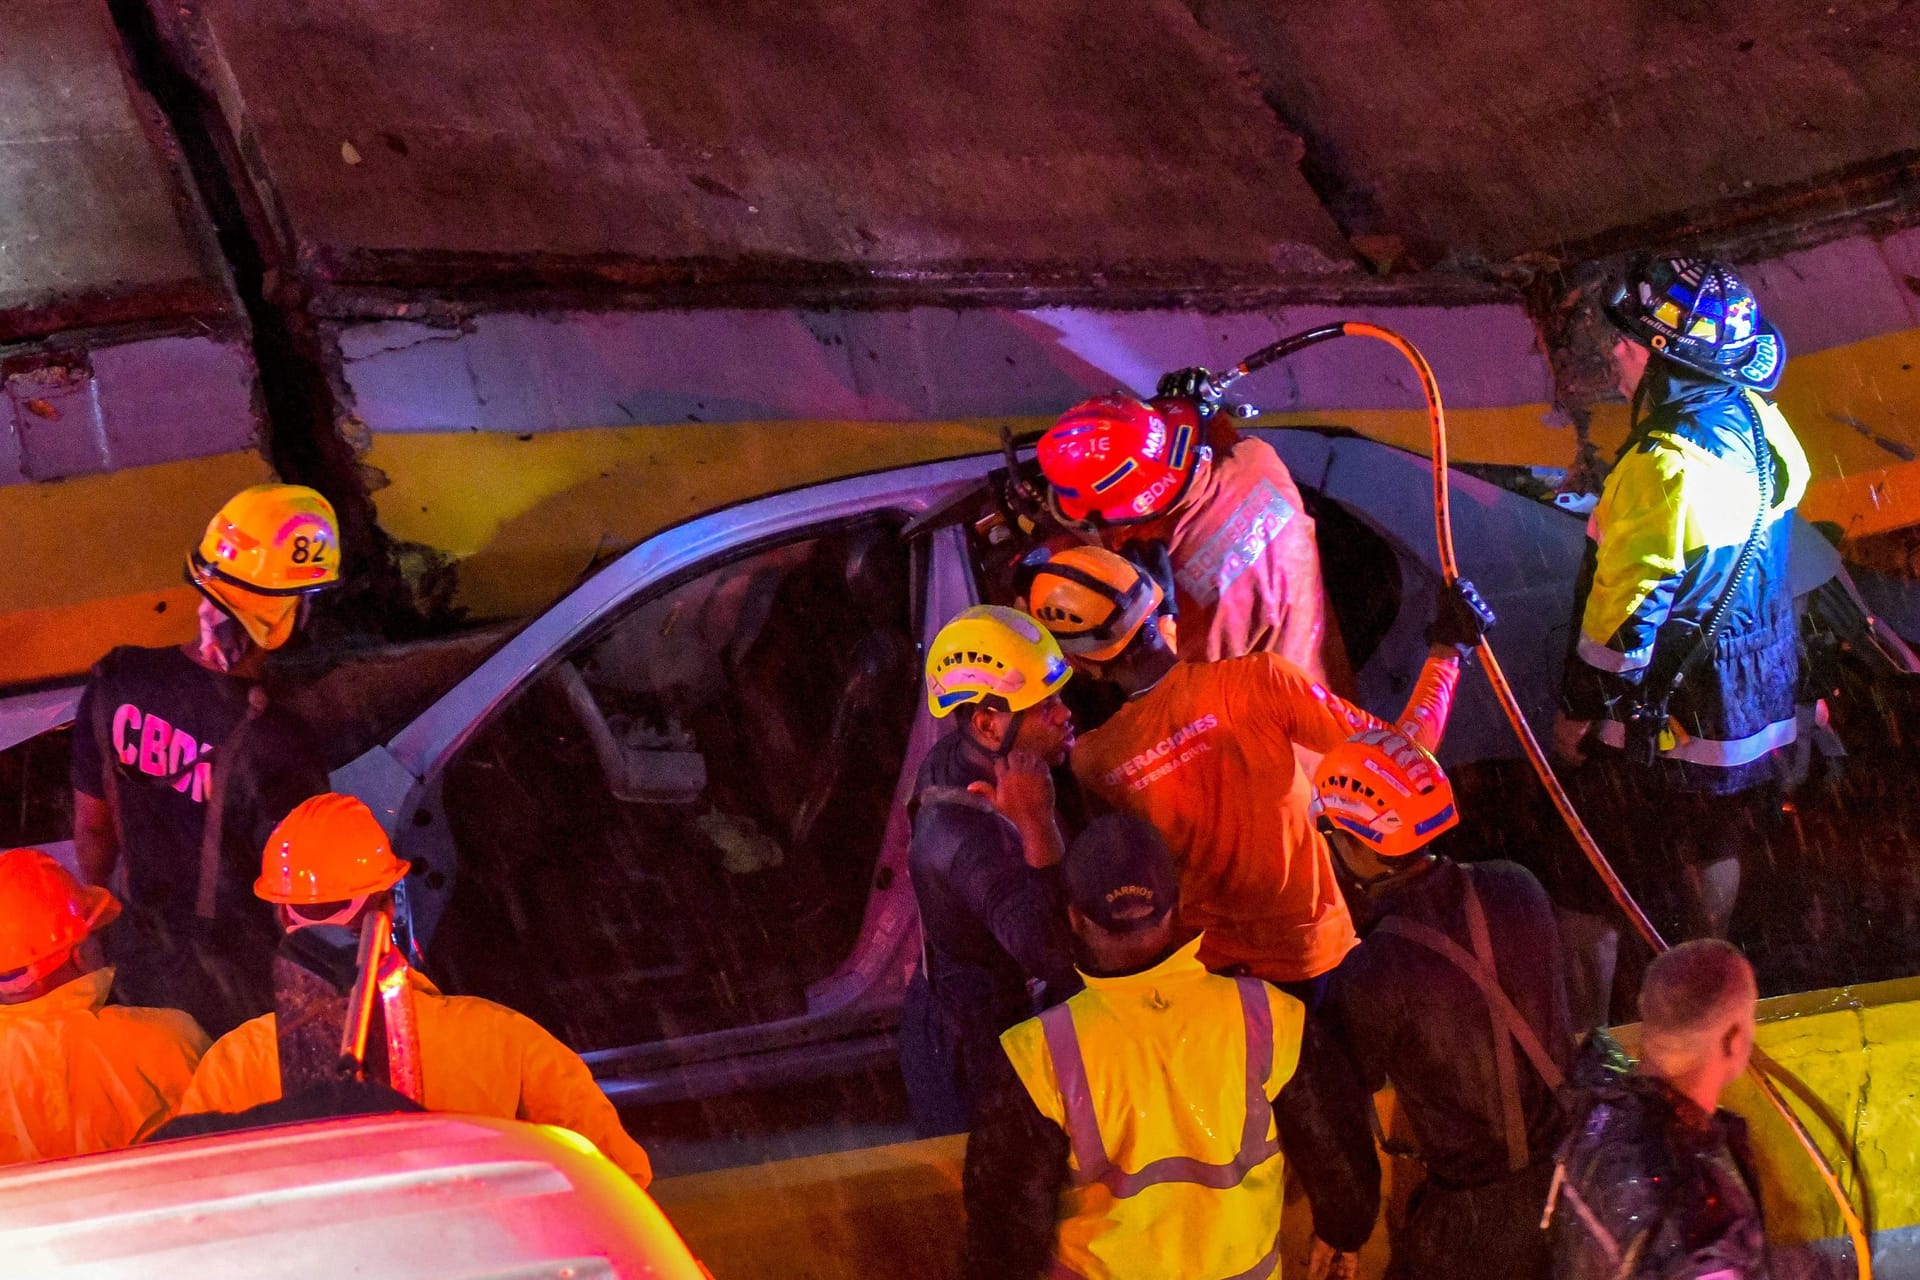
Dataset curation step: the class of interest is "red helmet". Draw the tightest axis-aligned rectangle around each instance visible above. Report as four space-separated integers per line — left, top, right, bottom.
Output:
1310 729 1458 859
1037 395 1202 526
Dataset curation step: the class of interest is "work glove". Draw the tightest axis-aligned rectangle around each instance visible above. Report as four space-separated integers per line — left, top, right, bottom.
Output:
1427 578 1496 653
1155 366 1223 417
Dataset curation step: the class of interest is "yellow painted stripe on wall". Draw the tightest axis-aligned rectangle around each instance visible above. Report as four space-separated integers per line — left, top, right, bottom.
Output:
0 451 273 687
0 451 273 613
364 408 1587 621
1254 403 1583 468
365 419 1010 620
0 589 204 689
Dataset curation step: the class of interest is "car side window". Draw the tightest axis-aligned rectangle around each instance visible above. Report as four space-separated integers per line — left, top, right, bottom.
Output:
0 726 75 849
426 521 918 1053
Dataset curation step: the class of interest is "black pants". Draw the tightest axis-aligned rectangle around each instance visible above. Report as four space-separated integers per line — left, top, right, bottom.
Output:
899 969 1007 1138
1388 1161 1556 1280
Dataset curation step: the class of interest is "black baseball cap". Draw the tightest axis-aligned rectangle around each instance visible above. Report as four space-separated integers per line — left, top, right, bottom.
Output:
1065 815 1179 933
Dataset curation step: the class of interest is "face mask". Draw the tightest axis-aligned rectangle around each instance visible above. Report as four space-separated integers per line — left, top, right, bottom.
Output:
197 606 252 672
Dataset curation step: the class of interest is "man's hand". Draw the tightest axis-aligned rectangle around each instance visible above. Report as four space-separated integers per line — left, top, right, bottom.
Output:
973 751 1066 868
1155 366 1222 416
1428 578 1496 653
1308 1238 1359 1280
1551 713 1594 767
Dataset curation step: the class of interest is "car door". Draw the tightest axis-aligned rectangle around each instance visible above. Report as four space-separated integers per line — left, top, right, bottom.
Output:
332 456 997 1105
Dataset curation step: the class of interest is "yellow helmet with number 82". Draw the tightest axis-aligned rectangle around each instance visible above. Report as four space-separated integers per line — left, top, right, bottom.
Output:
186 484 341 651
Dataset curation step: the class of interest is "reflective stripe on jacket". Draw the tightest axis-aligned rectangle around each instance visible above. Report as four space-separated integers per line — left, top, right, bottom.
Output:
1110 437 1337 682
0 967 209 1164
999 936 1303 1280
176 966 652 1185
1565 366 1810 792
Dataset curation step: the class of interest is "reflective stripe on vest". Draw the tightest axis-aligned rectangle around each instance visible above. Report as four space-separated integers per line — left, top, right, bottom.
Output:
1594 713 1795 766
1036 974 1277 1196
1048 1232 1282 1280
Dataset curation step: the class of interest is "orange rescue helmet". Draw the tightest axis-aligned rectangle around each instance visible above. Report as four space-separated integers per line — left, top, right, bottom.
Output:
187 484 341 651
1311 728 1458 859
1026 546 1163 663
1037 395 1202 526
256 793 410 905
0 848 120 977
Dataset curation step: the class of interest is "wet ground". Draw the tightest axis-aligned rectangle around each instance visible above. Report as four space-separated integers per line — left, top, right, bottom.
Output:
627 1072 914 1179
1454 657 1920 1007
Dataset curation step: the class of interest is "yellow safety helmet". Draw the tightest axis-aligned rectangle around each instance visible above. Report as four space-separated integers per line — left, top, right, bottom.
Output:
926 605 1072 718
1026 546 1163 663
186 484 341 651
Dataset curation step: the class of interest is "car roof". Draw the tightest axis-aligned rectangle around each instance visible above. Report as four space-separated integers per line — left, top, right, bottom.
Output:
0 1112 705 1279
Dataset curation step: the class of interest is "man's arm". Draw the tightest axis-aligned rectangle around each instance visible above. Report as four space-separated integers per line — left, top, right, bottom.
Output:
1320 955 1394 1097
1272 1012 1382 1253
1563 447 1688 721
74 791 119 888
962 1055 1070 1280
69 680 118 887
508 1010 654 1186
951 825 1081 1003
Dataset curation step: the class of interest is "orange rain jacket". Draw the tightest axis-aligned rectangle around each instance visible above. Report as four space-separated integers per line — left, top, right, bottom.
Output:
1108 434 1346 686
1072 653 1459 983
0 967 209 1164
177 968 652 1185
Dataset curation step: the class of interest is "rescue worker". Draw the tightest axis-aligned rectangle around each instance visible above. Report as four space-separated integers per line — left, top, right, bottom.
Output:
0 847 208 1164
176 793 653 1186
1035 385 1345 684
1547 940 1765 1279
1029 546 1492 1003
1552 258 1809 944
962 815 1379 1280
1314 731 1574 1280
71 484 343 1036
901 606 1082 1134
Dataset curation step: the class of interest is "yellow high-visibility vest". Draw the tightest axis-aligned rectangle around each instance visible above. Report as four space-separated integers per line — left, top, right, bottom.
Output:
1000 935 1304 1280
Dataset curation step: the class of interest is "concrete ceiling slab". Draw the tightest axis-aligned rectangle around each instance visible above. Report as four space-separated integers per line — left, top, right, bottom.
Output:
167 0 1355 302
0 0 230 338
1188 0 1920 263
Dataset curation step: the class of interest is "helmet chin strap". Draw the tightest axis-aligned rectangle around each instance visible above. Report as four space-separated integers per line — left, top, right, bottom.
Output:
0 946 74 998
994 708 1028 759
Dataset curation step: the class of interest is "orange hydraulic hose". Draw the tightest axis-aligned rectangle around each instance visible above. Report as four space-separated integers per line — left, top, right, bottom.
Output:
1220 321 1872 1279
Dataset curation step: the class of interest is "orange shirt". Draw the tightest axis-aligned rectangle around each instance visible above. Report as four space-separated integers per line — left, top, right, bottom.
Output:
1110 437 1344 686
1071 655 1387 983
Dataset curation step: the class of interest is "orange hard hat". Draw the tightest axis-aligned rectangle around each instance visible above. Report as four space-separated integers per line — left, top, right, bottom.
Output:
1027 546 1164 663
257 793 410 905
1311 728 1458 859
0 848 120 976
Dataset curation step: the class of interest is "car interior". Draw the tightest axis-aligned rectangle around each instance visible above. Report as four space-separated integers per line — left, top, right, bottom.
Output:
427 520 918 1053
